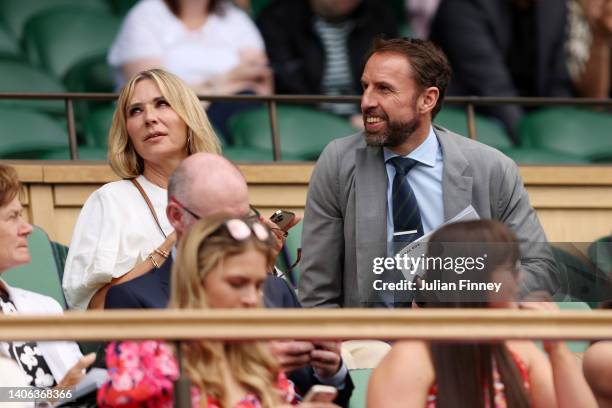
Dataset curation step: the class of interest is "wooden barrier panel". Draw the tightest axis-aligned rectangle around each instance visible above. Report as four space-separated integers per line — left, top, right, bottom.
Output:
1 309 612 342
6 162 612 245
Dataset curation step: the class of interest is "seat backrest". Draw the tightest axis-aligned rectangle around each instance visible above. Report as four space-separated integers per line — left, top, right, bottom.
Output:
520 108 612 161
0 107 68 159
0 24 21 60
435 107 513 150
23 7 120 80
348 368 373 408
229 105 356 160
0 0 110 40
2 226 67 309
0 60 66 115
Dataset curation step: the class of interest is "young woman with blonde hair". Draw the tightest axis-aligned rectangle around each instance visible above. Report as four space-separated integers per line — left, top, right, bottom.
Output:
98 214 297 407
63 68 221 310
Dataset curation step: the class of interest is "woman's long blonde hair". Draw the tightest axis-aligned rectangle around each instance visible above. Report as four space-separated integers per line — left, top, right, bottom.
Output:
108 69 221 179
168 214 281 407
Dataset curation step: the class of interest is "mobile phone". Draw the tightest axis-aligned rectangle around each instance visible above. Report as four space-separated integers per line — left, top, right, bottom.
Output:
270 210 295 230
303 384 338 403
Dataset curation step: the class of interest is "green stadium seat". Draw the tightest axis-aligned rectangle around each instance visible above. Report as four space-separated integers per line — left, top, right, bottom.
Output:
519 108 612 162
51 241 69 282
82 104 115 147
435 107 513 150
228 105 356 160
64 54 115 93
23 7 120 80
0 0 111 40
501 147 588 164
0 60 66 115
0 24 21 60
348 368 373 408
0 107 69 159
2 226 67 309
109 0 139 15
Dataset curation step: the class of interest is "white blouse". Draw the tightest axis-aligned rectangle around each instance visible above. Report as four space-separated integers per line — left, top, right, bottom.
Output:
107 0 265 87
63 175 172 310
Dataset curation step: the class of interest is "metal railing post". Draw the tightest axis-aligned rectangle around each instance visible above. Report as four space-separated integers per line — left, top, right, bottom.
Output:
466 103 477 140
65 98 79 160
267 101 281 161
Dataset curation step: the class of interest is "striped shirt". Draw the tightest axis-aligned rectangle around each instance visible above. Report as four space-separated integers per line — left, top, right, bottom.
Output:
313 17 359 116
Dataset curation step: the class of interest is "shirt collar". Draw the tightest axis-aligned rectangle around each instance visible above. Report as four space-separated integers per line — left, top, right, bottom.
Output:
383 126 439 167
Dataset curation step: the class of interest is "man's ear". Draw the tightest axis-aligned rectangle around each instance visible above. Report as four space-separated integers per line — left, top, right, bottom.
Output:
166 202 183 232
418 87 440 116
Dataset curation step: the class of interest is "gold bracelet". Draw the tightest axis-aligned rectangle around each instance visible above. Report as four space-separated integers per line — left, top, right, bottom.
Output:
154 248 169 258
148 253 160 269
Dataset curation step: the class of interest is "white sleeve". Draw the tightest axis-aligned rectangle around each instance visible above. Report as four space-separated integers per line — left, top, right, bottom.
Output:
107 2 163 67
62 190 123 310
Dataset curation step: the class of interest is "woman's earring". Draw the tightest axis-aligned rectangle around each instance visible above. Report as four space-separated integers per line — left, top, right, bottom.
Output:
187 130 192 151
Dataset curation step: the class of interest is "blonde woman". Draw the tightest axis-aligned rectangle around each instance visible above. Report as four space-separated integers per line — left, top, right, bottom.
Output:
63 68 221 310
97 215 297 407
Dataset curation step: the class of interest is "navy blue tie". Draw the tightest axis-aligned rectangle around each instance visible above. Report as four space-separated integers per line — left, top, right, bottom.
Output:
388 156 424 243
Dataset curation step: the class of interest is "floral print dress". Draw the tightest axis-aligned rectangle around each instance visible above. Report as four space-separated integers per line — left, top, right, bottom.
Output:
97 341 295 408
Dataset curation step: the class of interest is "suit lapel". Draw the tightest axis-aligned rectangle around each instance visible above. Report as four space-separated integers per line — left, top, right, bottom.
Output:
355 145 388 302
436 127 473 221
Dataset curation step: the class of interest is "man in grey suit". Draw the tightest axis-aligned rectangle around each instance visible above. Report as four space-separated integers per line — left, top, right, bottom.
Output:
298 37 557 308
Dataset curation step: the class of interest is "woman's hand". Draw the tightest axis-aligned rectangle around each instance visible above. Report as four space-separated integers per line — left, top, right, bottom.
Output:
56 353 96 389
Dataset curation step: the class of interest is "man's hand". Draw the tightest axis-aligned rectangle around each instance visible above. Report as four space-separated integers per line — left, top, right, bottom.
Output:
310 341 342 379
259 214 302 261
270 340 314 372
57 353 96 389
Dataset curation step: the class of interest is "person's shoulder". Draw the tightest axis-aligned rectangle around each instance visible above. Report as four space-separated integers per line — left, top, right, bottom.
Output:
93 179 137 200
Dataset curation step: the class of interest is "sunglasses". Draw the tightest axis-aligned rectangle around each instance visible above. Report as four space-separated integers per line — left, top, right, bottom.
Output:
170 196 261 222
213 218 271 243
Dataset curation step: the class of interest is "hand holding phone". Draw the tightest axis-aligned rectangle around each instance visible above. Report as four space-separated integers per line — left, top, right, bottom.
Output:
270 209 296 231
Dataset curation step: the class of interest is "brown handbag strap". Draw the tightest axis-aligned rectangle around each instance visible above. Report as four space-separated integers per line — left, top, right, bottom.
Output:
130 178 167 239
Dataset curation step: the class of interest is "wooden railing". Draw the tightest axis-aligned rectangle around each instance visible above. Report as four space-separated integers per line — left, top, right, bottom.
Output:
2 309 612 342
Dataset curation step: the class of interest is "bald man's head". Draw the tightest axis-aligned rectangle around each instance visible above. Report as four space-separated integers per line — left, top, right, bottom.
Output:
167 153 250 239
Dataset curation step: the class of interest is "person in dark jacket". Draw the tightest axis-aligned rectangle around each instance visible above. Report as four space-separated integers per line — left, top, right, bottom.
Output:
257 0 398 122
429 0 574 143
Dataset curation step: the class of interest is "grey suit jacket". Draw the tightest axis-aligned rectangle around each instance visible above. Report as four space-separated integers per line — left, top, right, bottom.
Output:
298 126 557 307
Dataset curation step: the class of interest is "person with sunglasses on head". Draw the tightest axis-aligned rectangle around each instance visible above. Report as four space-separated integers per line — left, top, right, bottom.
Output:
62 69 221 310
99 214 332 407
104 153 354 406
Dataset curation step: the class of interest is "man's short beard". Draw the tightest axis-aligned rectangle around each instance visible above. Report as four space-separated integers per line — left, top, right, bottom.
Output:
365 117 421 148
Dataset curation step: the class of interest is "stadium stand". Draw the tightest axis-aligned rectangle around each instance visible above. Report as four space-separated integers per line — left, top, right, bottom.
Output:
229 104 356 160
0 107 68 159
0 60 66 115
520 107 612 163
0 0 111 40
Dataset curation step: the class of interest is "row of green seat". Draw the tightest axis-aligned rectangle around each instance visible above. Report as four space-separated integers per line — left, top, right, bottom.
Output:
1 103 610 163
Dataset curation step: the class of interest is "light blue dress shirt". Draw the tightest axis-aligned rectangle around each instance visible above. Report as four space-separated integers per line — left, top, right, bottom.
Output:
383 126 444 246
